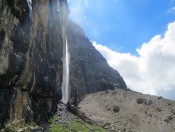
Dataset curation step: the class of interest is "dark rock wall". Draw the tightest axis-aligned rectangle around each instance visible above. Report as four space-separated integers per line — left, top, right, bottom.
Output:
67 21 127 105
0 0 67 126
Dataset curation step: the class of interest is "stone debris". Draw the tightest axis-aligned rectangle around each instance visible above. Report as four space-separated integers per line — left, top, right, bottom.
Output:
156 107 162 112
54 102 73 125
136 98 153 105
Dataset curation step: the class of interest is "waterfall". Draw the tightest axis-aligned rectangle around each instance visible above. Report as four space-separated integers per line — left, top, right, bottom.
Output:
61 38 70 104
27 0 32 17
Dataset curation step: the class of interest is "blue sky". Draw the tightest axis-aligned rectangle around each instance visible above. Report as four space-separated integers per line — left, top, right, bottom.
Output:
68 0 175 54
68 0 175 100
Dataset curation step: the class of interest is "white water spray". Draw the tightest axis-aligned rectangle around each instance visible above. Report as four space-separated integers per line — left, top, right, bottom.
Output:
61 38 70 104
27 0 32 16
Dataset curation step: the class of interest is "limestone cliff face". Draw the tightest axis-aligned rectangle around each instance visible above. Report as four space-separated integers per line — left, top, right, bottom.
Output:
0 0 67 126
0 0 126 127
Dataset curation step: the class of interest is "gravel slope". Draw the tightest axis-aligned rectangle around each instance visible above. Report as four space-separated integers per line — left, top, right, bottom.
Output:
78 88 175 132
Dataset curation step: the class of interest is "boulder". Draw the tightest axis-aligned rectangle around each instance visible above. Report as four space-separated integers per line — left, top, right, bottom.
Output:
136 98 152 105
113 105 120 113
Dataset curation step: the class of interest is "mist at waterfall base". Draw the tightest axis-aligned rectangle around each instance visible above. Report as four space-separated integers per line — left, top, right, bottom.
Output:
61 38 70 104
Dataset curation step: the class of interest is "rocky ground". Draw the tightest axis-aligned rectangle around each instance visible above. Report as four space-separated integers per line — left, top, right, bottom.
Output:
1 101 106 132
2 90 175 132
78 88 175 132
48 102 106 132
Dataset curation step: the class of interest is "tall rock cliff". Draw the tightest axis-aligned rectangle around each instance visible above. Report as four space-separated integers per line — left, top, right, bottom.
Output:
0 0 126 127
0 0 67 126
67 21 127 104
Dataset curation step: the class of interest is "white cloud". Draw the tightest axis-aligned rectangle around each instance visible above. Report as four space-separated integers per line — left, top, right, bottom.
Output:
93 21 175 100
168 6 175 13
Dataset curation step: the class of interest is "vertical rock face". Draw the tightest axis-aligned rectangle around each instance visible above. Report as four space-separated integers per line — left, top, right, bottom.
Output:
0 0 126 127
0 0 68 126
67 21 127 104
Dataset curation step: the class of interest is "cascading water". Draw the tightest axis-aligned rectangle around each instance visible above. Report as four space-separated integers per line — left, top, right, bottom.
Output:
61 38 70 104
27 0 32 17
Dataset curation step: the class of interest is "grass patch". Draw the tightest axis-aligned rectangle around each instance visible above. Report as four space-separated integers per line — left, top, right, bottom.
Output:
49 115 107 132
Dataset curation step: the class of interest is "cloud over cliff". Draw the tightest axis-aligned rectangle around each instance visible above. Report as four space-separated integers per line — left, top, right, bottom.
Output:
93 21 175 100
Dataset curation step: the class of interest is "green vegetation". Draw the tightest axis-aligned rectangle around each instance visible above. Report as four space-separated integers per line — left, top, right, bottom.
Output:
2 114 107 132
2 120 39 132
49 115 107 132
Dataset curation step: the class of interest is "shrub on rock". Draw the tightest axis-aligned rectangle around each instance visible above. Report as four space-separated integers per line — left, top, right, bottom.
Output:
113 106 120 113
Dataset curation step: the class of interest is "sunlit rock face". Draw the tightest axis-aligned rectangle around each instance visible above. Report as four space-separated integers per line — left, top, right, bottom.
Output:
0 0 126 127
